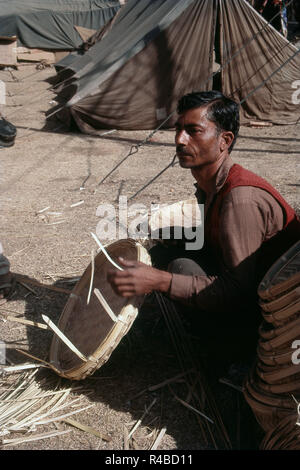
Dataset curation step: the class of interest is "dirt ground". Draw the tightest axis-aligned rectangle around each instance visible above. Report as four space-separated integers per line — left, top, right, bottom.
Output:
0 64 299 451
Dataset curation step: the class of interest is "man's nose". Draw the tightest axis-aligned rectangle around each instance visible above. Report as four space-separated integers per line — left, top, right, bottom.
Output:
175 129 188 145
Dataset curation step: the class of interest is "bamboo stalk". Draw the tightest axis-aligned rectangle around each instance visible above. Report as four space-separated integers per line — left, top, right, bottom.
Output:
41 315 88 363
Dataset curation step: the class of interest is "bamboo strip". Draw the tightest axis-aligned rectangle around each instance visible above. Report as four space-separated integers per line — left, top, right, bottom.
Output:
87 250 95 305
123 424 129 450
219 378 244 393
3 429 71 446
128 398 157 439
2 386 63 429
0 364 44 373
38 206 50 213
1 386 87 403
32 404 94 426
5 315 49 330
150 427 166 450
131 437 140 450
0 395 43 427
93 288 124 323
0 382 61 430
41 315 88 363
70 201 84 208
1 370 38 402
173 393 214 424
64 418 111 442
90 232 123 271
148 369 194 392
10 396 83 430
15 276 72 295
15 349 53 370
18 281 38 296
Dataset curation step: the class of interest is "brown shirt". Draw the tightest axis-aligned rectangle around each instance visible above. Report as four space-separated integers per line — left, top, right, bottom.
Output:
169 157 284 312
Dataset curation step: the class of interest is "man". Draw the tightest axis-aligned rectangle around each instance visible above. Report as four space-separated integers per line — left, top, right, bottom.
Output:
107 91 299 337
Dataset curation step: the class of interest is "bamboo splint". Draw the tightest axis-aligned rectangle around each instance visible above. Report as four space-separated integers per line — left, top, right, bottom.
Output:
42 315 89 363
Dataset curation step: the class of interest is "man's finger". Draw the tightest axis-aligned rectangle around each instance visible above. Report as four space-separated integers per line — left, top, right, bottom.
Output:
111 278 135 287
118 257 140 268
111 285 135 297
107 270 133 280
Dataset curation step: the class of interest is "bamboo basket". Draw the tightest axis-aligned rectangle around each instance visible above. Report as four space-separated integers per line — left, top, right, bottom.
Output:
244 240 300 442
49 239 151 380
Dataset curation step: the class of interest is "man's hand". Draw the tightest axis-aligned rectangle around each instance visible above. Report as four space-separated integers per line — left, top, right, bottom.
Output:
107 257 172 297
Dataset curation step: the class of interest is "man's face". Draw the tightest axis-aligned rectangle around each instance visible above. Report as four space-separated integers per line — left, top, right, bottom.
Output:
175 106 225 169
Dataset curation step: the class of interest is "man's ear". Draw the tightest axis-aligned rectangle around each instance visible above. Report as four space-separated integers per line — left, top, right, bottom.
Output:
220 131 234 151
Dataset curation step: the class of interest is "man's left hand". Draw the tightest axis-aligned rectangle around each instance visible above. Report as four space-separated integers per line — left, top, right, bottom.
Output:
107 257 172 297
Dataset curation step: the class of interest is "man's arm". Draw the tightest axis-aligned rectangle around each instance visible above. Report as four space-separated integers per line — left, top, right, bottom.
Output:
169 187 284 311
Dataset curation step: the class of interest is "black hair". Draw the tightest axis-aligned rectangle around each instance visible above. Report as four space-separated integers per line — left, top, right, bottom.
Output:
177 91 240 153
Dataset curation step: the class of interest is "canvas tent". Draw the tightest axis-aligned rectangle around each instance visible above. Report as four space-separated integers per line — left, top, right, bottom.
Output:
52 0 300 132
0 0 121 50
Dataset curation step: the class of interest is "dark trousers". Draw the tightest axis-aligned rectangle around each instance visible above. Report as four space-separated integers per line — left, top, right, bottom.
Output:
149 243 260 365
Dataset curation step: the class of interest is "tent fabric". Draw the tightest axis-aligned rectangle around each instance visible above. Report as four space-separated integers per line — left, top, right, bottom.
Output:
220 0 300 124
0 0 121 50
69 0 215 131
54 0 300 131
56 0 216 131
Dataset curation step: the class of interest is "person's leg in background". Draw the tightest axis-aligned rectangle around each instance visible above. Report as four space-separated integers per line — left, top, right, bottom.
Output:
0 242 13 299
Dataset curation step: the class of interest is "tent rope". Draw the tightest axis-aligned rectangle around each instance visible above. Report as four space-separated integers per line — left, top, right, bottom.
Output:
128 154 178 201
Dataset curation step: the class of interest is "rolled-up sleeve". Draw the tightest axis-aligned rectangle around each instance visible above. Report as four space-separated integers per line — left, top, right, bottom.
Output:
169 187 284 312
